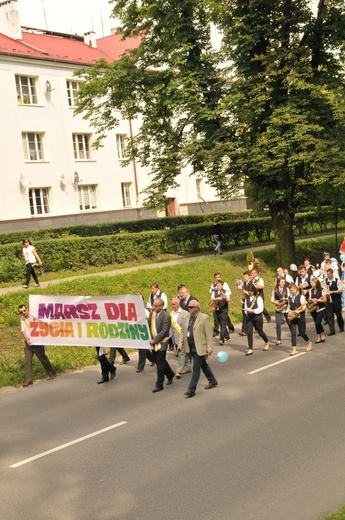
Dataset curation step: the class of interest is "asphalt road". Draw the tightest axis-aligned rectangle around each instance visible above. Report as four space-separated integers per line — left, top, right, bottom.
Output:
1 319 345 520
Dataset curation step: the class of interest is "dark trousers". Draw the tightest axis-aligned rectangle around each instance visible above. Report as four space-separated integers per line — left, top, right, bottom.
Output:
137 349 155 370
188 351 217 394
214 311 234 333
216 309 230 341
96 347 115 380
326 300 344 333
246 315 268 349
241 310 247 334
287 314 309 346
24 342 55 381
25 263 39 286
109 347 130 364
311 309 325 335
152 349 175 388
275 311 286 341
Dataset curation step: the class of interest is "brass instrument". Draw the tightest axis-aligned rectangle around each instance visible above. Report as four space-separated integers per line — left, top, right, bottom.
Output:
306 301 319 313
287 305 304 321
246 251 264 274
209 300 219 312
275 299 288 312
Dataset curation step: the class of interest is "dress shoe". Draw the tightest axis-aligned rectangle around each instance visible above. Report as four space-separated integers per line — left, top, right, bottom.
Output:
175 373 182 379
136 368 143 373
120 358 130 365
219 340 224 346
97 377 109 384
205 382 218 390
47 374 56 381
263 342 270 351
185 391 195 398
275 341 281 346
306 341 312 351
22 381 33 387
110 369 116 380
238 332 246 336
180 370 192 374
245 349 253 356
166 378 173 385
152 386 163 393
328 332 336 336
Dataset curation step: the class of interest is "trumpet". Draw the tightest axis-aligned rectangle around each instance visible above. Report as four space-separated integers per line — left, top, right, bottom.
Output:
287 305 304 321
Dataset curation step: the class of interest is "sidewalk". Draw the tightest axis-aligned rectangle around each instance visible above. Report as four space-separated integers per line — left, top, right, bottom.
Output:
0 242 276 296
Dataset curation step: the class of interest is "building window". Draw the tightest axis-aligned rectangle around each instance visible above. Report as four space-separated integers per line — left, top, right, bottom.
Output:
29 188 50 215
66 80 80 107
22 132 45 161
16 75 37 105
73 134 91 160
78 185 97 210
121 182 132 207
116 134 127 159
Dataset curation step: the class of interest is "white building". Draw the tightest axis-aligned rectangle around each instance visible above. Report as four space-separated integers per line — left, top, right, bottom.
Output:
0 0 246 233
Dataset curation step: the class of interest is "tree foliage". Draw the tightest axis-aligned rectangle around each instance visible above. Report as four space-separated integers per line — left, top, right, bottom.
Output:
75 0 345 265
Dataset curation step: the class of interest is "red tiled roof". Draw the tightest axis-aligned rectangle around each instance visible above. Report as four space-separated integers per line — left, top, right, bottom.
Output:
0 30 140 65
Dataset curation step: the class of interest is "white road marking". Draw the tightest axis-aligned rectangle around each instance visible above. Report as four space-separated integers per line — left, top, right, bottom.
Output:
247 352 306 375
10 421 127 468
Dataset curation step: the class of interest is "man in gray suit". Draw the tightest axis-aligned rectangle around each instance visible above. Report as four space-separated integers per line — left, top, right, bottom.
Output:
149 297 175 393
170 297 191 378
178 300 218 398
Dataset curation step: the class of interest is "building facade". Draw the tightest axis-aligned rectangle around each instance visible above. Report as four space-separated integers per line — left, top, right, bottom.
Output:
0 0 246 233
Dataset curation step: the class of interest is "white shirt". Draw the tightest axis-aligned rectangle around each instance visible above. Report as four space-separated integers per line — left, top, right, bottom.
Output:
22 245 36 264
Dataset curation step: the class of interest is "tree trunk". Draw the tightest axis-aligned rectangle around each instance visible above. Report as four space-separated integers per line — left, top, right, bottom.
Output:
270 204 296 268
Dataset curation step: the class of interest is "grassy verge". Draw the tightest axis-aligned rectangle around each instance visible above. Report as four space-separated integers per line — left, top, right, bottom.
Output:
321 506 345 519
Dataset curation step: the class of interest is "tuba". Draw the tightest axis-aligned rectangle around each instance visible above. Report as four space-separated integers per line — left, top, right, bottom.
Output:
287 305 304 321
275 299 288 312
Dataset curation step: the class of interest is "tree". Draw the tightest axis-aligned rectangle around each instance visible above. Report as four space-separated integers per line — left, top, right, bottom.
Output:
75 0 345 266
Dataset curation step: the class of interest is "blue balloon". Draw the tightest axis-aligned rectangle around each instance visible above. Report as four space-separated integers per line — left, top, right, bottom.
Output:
216 350 229 363
340 253 345 262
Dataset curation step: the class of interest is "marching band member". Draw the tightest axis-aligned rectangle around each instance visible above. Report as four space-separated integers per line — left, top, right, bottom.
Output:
287 283 312 356
211 280 231 346
244 285 270 356
235 270 251 336
270 277 289 346
295 265 311 299
250 268 271 323
308 278 327 343
323 268 344 335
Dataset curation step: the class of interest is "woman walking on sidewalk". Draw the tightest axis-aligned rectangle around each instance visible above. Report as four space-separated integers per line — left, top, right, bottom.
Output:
22 238 42 289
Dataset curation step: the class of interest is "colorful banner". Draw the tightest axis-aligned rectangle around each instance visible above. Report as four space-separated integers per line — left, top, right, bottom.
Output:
28 295 151 348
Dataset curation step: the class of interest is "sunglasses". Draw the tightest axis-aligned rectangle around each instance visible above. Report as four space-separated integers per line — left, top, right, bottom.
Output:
188 306 197 309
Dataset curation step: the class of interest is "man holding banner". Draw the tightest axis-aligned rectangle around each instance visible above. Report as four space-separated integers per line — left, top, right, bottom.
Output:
149 298 175 393
18 304 56 387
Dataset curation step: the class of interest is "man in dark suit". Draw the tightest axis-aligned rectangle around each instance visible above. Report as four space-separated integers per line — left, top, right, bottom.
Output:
178 300 218 398
179 285 198 311
149 297 175 392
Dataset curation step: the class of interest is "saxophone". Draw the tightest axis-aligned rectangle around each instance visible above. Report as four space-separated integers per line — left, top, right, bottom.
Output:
306 301 319 313
209 300 219 312
287 305 304 321
275 299 288 312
